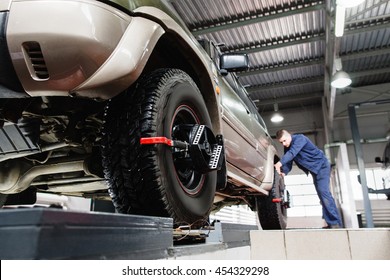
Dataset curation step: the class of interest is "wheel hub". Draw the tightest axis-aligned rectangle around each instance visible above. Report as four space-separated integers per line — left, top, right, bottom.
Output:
140 124 224 174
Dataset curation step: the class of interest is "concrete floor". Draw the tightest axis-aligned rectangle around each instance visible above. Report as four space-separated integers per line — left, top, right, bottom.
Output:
250 228 390 260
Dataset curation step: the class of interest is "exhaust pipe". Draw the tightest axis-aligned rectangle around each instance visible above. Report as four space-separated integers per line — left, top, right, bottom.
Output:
0 160 87 194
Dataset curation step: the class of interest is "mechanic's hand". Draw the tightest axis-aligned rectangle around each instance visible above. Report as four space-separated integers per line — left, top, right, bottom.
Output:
274 161 282 175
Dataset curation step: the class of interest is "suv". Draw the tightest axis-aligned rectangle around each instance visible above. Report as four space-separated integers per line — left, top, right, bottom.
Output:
0 0 288 229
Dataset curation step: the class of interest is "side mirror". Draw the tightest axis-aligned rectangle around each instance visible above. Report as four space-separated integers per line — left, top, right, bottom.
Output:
220 53 249 73
375 157 383 163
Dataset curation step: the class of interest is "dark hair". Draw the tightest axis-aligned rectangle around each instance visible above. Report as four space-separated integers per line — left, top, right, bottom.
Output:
276 129 289 140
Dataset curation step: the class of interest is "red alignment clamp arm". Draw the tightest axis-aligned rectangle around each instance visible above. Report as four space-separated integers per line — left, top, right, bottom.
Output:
140 137 173 146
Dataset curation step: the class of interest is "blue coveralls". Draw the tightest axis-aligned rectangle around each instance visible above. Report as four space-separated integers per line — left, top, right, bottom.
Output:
280 134 342 227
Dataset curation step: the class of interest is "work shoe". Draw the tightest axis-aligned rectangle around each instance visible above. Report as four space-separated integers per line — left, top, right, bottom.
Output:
322 224 340 229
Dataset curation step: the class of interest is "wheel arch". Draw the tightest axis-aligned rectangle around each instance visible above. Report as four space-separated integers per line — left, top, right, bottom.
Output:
134 5 222 133
141 32 222 134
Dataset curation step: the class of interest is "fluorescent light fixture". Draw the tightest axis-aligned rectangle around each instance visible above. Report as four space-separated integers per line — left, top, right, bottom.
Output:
335 5 346 37
335 0 366 37
331 70 352 88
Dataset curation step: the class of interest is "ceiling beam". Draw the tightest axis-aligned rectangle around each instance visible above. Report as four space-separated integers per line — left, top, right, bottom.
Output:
237 47 390 77
239 58 324 76
254 85 390 111
349 67 390 79
253 92 324 106
191 2 325 36
247 77 323 93
225 34 325 54
246 66 390 94
341 47 390 61
344 20 390 35
220 15 389 56
225 18 389 56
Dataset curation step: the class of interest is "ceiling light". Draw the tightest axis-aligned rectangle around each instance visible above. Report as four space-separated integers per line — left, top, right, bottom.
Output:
335 0 366 37
331 70 352 88
335 5 346 37
331 58 352 88
271 102 284 123
271 113 284 123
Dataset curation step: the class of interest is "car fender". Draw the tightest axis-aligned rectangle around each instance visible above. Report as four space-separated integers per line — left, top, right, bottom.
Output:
261 145 278 192
72 16 165 99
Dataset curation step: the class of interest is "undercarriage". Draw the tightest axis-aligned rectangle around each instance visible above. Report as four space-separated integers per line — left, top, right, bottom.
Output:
0 97 108 201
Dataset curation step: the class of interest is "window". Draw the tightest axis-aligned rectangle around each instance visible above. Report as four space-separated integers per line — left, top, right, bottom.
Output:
349 168 388 200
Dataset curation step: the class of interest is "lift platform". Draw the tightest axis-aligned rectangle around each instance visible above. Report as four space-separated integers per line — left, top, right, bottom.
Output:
0 208 173 259
1 208 390 260
0 208 256 259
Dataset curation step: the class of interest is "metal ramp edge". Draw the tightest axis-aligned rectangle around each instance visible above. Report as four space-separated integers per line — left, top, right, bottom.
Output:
0 208 173 260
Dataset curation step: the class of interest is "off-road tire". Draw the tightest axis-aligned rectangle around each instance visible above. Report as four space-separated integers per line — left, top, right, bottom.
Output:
256 170 287 229
101 68 216 226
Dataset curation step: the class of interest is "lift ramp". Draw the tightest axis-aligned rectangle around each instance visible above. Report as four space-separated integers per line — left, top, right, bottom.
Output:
0 208 173 259
2 208 388 260
0 208 256 259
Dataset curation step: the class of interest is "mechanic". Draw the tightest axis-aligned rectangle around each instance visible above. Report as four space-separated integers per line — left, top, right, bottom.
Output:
274 129 343 229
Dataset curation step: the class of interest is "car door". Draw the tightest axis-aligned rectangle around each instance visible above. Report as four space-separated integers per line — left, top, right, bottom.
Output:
219 72 266 180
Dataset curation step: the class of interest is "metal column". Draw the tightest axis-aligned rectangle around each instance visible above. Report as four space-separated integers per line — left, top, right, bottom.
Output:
348 104 374 228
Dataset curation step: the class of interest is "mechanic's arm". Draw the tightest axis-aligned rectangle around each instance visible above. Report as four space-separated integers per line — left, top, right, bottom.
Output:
274 161 283 176
280 135 306 164
275 135 306 176
274 161 290 176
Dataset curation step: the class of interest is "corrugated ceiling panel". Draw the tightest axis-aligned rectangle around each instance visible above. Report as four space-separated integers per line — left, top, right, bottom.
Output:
248 41 325 67
346 0 390 21
172 0 307 29
341 29 390 53
240 64 323 86
350 72 390 86
171 0 390 113
344 53 390 71
196 9 324 49
249 81 324 101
